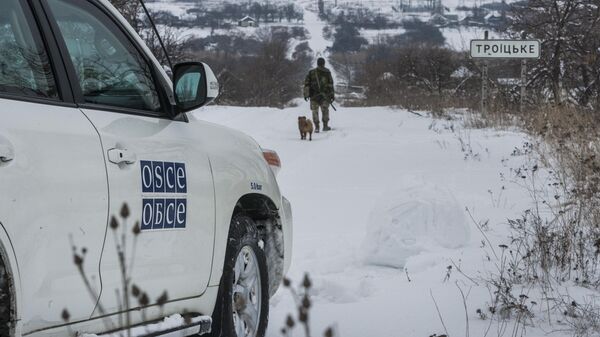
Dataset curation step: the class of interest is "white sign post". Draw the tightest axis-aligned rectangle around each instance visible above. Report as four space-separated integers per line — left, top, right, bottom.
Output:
470 36 541 113
520 59 527 113
470 40 541 59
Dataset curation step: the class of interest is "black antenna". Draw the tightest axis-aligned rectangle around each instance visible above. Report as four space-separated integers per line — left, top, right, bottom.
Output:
138 0 174 71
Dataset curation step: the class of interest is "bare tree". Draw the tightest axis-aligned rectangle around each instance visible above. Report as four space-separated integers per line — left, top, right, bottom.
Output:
187 27 311 107
330 52 364 86
109 0 142 32
511 0 600 107
139 26 191 66
109 0 191 67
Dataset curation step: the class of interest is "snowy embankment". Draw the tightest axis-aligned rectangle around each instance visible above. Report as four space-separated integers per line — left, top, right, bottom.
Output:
195 104 552 337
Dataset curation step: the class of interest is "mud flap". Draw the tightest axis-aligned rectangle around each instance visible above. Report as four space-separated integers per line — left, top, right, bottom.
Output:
258 218 285 297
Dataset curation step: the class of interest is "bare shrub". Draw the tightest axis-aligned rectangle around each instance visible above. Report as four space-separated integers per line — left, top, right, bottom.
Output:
109 0 142 31
475 106 600 336
329 52 365 87
109 0 192 69
139 26 192 66
356 43 482 113
556 296 600 336
518 107 600 285
511 0 600 108
65 203 180 337
189 28 311 107
280 274 336 337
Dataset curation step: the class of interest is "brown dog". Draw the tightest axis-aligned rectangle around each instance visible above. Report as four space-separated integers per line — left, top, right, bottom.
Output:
298 116 314 141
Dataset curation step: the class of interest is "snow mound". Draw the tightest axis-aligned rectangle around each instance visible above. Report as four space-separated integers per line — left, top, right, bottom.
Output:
362 180 470 268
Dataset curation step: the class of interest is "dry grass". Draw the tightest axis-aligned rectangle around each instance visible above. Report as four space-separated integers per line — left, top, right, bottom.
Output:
470 105 600 337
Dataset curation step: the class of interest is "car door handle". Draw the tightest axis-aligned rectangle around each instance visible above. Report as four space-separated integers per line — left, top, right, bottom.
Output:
0 144 14 162
108 148 137 165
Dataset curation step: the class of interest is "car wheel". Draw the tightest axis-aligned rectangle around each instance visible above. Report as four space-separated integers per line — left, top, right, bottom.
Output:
211 214 269 337
0 256 13 336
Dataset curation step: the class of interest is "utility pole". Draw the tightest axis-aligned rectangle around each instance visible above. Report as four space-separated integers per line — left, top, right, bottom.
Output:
520 60 527 113
481 31 489 114
520 33 527 113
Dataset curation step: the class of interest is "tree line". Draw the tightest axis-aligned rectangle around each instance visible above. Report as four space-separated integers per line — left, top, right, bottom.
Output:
112 0 600 112
331 0 600 112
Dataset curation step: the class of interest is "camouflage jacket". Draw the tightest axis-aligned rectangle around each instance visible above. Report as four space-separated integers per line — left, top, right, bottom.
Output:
304 66 335 102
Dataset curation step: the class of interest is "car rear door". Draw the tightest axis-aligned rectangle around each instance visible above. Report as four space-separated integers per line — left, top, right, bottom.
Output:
42 0 216 320
0 0 109 333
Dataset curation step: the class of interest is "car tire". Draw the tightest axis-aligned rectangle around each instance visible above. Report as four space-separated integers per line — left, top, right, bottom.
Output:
0 256 12 336
210 214 269 337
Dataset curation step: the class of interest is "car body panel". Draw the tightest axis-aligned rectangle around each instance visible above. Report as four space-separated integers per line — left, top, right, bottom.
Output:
96 0 293 282
0 98 109 333
185 117 291 287
281 197 293 275
25 285 220 337
80 109 216 323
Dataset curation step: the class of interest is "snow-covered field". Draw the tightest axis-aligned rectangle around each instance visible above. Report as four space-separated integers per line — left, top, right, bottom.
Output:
358 26 504 50
149 0 508 51
195 104 556 337
442 26 504 50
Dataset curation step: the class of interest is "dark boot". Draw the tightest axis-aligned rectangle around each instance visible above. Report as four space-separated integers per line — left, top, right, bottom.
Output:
323 122 331 131
315 122 320 133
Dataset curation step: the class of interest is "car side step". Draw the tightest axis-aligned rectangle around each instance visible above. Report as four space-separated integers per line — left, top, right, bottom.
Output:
96 314 212 337
138 316 212 337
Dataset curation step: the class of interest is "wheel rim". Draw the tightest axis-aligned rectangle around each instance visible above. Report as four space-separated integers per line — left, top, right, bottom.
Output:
232 246 262 337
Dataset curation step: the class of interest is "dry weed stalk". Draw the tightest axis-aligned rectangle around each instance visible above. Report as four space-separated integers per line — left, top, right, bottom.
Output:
474 106 600 336
65 203 172 337
281 274 335 337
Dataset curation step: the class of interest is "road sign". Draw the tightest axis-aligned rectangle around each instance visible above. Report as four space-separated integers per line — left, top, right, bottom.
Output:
470 40 541 59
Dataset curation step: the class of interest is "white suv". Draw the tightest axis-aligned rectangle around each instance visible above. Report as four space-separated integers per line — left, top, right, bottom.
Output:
0 0 292 336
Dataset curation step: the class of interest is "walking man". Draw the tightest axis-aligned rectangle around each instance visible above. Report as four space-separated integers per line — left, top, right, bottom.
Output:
304 57 335 132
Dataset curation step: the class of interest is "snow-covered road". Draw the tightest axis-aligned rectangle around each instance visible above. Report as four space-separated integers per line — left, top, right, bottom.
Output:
196 104 544 337
303 9 331 58
300 3 341 83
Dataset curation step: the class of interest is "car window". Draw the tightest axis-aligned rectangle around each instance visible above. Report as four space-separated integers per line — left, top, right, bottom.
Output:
46 0 161 113
0 0 58 99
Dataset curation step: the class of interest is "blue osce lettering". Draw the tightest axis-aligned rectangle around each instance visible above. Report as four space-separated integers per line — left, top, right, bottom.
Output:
141 161 187 194
140 160 187 231
141 199 187 230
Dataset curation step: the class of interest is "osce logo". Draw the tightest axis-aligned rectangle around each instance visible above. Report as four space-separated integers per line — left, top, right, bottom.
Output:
141 161 187 231
141 160 186 193
142 198 186 230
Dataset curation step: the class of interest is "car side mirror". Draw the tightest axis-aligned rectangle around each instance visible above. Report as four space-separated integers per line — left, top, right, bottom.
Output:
173 62 219 113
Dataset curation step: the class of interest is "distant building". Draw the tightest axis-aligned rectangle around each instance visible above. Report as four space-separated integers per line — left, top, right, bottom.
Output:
238 16 258 27
485 12 506 27
429 13 449 26
497 78 520 86
444 14 459 23
429 13 460 27
461 14 487 27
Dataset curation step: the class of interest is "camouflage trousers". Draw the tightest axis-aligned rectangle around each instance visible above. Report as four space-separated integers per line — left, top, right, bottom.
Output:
310 99 330 125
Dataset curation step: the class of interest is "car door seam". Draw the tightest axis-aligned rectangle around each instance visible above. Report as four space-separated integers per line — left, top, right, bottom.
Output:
207 156 218 291
79 109 111 319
